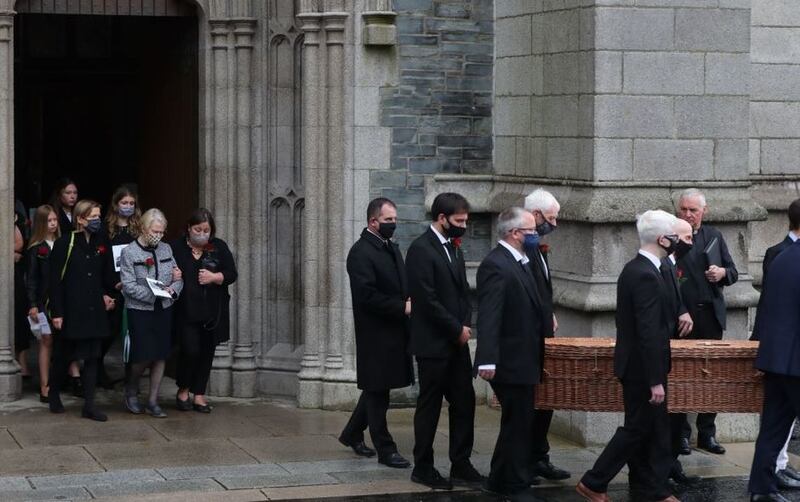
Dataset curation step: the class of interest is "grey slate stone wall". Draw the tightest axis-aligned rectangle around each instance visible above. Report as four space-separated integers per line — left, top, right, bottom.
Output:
375 0 494 256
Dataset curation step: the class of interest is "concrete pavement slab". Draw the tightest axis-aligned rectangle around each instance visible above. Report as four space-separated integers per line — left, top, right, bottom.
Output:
87 478 224 497
85 438 257 469
150 415 270 441
158 463 288 480
93 489 268 502
277 458 391 475
216 472 339 490
0 445 102 476
8 420 166 447
0 486 92 501
262 479 437 500
229 435 354 462
30 468 163 489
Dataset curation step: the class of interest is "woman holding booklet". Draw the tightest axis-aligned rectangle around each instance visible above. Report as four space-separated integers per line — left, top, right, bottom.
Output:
119 208 183 418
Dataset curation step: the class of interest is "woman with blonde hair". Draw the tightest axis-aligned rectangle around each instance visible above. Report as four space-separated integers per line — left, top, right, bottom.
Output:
25 205 60 401
49 199 116 421
119 208 182 418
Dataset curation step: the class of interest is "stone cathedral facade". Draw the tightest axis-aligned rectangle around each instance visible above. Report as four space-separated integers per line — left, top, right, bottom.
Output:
0 0 798 444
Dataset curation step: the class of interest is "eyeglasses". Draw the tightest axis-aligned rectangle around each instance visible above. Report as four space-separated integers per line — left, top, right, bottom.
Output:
515 227 537 234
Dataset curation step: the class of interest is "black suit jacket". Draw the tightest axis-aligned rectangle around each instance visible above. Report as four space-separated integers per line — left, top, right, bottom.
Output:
474 245 544 385
751 235 794 341
407 228 472 358
675 225 738 331
754 241 800 376
661 257 688 340
346 229 413 391
526 246 554 338
614 254 673 386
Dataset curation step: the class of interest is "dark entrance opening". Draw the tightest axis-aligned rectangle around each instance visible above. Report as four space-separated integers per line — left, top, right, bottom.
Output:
14 13 199 237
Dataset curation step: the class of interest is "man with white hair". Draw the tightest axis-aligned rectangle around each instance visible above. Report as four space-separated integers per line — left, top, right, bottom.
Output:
523 189 570 483
674 188 738 455
577 210 679 502
475 207 546 498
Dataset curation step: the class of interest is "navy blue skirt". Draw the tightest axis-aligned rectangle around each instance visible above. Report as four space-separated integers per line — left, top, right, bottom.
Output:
127 303 172 363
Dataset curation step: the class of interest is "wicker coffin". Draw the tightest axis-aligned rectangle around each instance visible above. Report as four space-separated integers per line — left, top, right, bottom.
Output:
492 338 763 413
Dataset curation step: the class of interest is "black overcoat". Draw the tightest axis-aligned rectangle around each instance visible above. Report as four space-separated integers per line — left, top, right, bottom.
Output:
49 231 115 340
25 242 52 311
347 229 413 391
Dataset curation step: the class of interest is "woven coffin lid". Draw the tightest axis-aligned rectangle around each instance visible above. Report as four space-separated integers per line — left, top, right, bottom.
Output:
545 337 758 358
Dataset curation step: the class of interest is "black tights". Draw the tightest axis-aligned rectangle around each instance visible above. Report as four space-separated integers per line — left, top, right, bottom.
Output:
126 360 166 406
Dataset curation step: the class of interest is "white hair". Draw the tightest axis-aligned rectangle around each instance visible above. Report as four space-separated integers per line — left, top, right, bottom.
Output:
636 210 677 246
141 208 168 231
679 188 707 208
497 207 529 238
524 188 560 213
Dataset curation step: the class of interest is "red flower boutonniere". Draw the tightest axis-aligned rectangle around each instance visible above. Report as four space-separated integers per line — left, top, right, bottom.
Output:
539 243 550 255
96 244 107 256
451 238 462 249
37 244 49 257
144 257 155 268
676 267 687 284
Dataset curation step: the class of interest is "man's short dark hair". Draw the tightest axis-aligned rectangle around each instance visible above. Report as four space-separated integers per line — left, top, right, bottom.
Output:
789 198 800 231
430 192 470 221
367 197 396 222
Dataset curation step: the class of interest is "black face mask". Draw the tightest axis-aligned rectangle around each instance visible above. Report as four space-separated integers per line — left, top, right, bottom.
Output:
660 235 680 255
536 220 555 236
444 217 467 239
378 222 396 240
673 239 693 259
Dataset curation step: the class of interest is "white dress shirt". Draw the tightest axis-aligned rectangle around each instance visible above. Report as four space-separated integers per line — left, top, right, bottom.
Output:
430 224 451 262
638 249 662 271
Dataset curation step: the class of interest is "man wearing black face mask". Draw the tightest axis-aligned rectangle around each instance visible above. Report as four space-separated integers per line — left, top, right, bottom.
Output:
339 198 413 468
408 192 483 490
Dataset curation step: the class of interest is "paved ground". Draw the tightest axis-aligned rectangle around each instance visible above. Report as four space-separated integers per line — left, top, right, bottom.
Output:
0 371 786 501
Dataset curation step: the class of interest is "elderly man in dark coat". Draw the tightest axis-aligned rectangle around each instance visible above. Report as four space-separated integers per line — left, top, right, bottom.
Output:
338 197 413 468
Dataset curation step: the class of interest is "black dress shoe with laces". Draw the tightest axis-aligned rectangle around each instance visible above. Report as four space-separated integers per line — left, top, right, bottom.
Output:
777 469 800 490
532 459 571 480
378 452 410 468
670 468 701 485
338 437 376 458
411 468 453 490
698 436 726 454
751 493 790 502
679 437 691 455
450 461 485 484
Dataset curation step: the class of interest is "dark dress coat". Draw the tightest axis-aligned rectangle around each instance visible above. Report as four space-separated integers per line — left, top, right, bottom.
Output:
753 241 800 376
474 244 544 385
751 235 794 341
56 208 73 237
171 237 238 345
49 231 115 340
614 254 673 386
526 245 554 339
675 224 738 332
25 241 53 312
406 228 472 359
346 229 413 391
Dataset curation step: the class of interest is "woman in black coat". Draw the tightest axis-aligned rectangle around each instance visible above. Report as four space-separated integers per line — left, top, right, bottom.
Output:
49 199 116 421
50 178 79 237
172 208 237 413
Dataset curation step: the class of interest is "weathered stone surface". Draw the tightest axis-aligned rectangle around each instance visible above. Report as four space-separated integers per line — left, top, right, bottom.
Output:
706 53 750 96
594 96 674 138
623 52 704 95
594 8 674 51
674 96 750 139
633 140 714 181
675 8 750 52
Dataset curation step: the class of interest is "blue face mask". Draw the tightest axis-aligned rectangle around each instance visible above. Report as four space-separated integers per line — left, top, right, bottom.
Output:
85 218 102 234
523 232 540 252
118 206 135 218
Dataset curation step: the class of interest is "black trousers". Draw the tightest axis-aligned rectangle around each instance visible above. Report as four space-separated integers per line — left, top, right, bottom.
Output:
49 336 100 410
413 348 475 473
749 373 800 495
340 390 396 457
581 380 671 500
530 408 553 463
683 304 723 442
175 322 216 395
489 382 535 494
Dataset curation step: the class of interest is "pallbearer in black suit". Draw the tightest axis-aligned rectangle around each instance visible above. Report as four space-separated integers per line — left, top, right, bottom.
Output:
474 207 545 498
751 199 800 492
523 189 570 483
675 188 738 455
748 239 800 502
577 210 679 502
338 198 413 469
408 193 483 490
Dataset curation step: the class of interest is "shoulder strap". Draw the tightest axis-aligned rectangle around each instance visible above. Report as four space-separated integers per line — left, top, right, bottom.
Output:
60 231 76 280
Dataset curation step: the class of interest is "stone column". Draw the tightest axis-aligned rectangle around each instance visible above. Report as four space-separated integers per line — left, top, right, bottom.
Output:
297 0 325 408
231 18 258 397
0 7 20 401
207 19 234 396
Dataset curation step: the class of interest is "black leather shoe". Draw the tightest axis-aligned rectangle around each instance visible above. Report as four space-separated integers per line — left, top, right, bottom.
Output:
338 437 376 458
783 465 800 481
450 461 485 484
698 437 726 454
411 468 453 490
39 393 49 404
777 470 800 490
49 394 65 414
378 452 411 468
751 494 790 502
670 468 701 485
193 403 212 413
532 459 571 480
81 408 108 422
124 395 143 415
71 377 84 398
175 396 192 411
679 437 691 455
